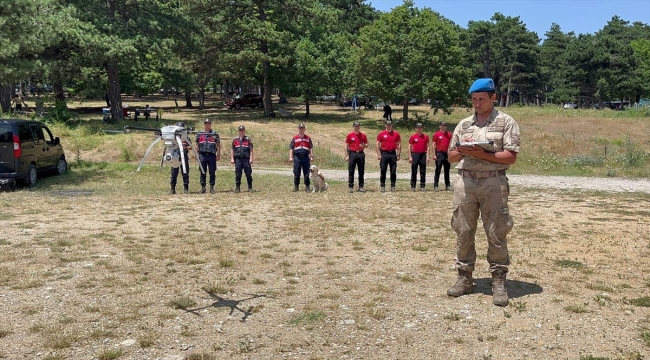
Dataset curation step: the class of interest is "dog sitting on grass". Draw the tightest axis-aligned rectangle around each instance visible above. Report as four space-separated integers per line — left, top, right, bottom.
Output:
309 165 328 192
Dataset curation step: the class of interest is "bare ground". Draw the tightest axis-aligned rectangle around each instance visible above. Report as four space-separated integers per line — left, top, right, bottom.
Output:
1 174 649 360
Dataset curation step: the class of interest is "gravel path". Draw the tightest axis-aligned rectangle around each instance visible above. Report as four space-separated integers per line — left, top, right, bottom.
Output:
252 168 650 193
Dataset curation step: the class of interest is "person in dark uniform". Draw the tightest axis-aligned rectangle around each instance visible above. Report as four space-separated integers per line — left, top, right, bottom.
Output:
289 123 314 192
382 103 392 121
196 119 221 194
170 122 191 194
432 121 453 191
345 121 368 192
230 125 254 193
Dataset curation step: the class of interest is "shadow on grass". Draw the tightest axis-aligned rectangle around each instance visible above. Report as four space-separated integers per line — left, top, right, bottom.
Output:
474 277 543 299
184 290 269 322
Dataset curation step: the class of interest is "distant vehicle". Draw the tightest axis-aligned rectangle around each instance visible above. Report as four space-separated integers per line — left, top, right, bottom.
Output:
0 119 67 190
225 93 263 110
563 103 578 109
316 95 336 102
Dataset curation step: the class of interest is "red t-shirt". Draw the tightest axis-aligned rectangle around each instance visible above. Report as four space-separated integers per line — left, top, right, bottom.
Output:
409 133 429 153
376 130 401 151
346 131 368 152
432 131 452 152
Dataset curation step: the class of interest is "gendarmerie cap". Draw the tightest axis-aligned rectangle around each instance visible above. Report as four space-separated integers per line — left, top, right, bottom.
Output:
298 123 305 128
416 123 423 128
440 121 447 126
385 120 393 125
468 78 496 94
353 121 360 126
238 125 245 131
203 119 212 123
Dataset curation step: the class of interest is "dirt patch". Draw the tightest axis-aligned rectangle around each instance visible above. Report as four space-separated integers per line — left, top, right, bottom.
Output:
0 183 649 359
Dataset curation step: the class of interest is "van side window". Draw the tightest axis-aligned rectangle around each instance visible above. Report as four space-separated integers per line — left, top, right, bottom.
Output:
30 125 45 141
18 124 33 143
42 126 55 143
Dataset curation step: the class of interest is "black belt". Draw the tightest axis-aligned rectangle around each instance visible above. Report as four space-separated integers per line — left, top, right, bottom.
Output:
411 152 426 155
381 150 396 154
350 150 364 154
199 152 216 155
458 169 506 178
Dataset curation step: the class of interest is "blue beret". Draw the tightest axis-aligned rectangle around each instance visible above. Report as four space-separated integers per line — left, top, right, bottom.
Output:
468 78 495 94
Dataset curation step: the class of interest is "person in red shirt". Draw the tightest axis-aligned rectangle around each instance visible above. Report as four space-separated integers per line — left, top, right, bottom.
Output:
432 121 453 191
375 120 401 192
345 121 368 192
408 123 430 191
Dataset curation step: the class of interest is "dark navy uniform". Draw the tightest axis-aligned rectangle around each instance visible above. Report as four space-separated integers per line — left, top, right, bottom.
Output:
289 129 313 191
231 127 254 192
196 129 220 192
170 139 191 193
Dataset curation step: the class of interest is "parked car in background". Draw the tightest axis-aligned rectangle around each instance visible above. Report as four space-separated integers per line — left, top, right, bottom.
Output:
225 93 263 110
563 102 578 109
0 119 67 190
316 95 336 102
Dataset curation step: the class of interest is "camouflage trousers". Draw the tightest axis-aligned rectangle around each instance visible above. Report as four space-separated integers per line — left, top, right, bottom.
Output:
451 173 514 273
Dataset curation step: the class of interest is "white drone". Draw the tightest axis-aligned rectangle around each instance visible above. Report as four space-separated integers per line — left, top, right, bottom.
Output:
124 123 211 175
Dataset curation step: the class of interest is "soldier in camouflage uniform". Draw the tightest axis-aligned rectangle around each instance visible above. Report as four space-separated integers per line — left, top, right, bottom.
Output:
445 78 521 306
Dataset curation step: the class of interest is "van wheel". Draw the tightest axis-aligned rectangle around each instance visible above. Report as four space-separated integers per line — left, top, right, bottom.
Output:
56 158 68 175
26 164 37 187
235 103 242 110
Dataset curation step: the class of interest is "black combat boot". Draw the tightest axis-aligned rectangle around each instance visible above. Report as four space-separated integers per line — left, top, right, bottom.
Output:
235 185 241 193
210 185 215 194
200 185 206 194
293 185 299 192
169 186 176 195
183 184 189 194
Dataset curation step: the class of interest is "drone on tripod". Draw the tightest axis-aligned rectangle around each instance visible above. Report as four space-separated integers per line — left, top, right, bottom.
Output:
124 122 217 175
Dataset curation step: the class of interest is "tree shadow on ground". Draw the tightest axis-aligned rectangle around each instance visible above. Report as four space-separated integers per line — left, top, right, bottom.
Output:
184 290 269 322
474 278 543 299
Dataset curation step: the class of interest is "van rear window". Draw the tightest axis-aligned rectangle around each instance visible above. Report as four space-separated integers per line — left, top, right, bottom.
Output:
0 124 12 143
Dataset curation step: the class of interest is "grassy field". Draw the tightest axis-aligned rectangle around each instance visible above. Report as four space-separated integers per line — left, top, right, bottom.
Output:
1 96 649 359
27 94 650 179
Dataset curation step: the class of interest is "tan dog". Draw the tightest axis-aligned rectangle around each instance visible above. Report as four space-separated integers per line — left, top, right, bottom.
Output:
309 165 328 192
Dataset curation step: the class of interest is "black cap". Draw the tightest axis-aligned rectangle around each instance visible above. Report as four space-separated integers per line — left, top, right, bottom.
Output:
298 123 305 128
385 120 393 125
238 125 245 131
440 121 447 126
203 119 212 123
353 121 360 127
416 123 423 128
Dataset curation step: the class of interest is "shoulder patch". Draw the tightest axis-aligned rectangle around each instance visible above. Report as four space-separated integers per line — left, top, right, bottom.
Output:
462 122 470 129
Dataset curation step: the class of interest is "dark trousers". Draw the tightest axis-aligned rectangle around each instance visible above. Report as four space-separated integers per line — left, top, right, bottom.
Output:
410 152 427 188
380 151 397 187
170 152 189 187
383 112 392 121
199 152 217 186
293 155 311 187
434 151 451 187
235 157 252 187
348 152 365 188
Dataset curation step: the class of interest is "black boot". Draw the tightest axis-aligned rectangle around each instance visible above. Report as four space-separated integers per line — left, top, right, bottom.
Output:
235 185 241 193
210 185 215 194
169 186 176 195
293 185 299 192
183 184 189 194
200 185 206 194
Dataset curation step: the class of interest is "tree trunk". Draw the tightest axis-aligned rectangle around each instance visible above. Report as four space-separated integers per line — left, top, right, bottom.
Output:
505 75 512 108
185 91 192 108
402 100 409 121
53 82 65 102
106 60 123 120
105 0 123 120
262 58 273 116
304 94 310 118
0 84 11 113
199 88 205 110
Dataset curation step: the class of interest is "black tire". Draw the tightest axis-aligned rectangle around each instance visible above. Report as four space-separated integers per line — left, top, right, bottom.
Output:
56 157 67 175
25 164 37 188
235 103 242 110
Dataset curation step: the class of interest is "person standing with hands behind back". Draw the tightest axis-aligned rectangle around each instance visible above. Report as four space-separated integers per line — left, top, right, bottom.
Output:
376 120 401 192
345 121 368 193
231 125 254 193
445 78 520 307
196 119 221 194
289 123 314 192
408 123 430 191
432 121 453 191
